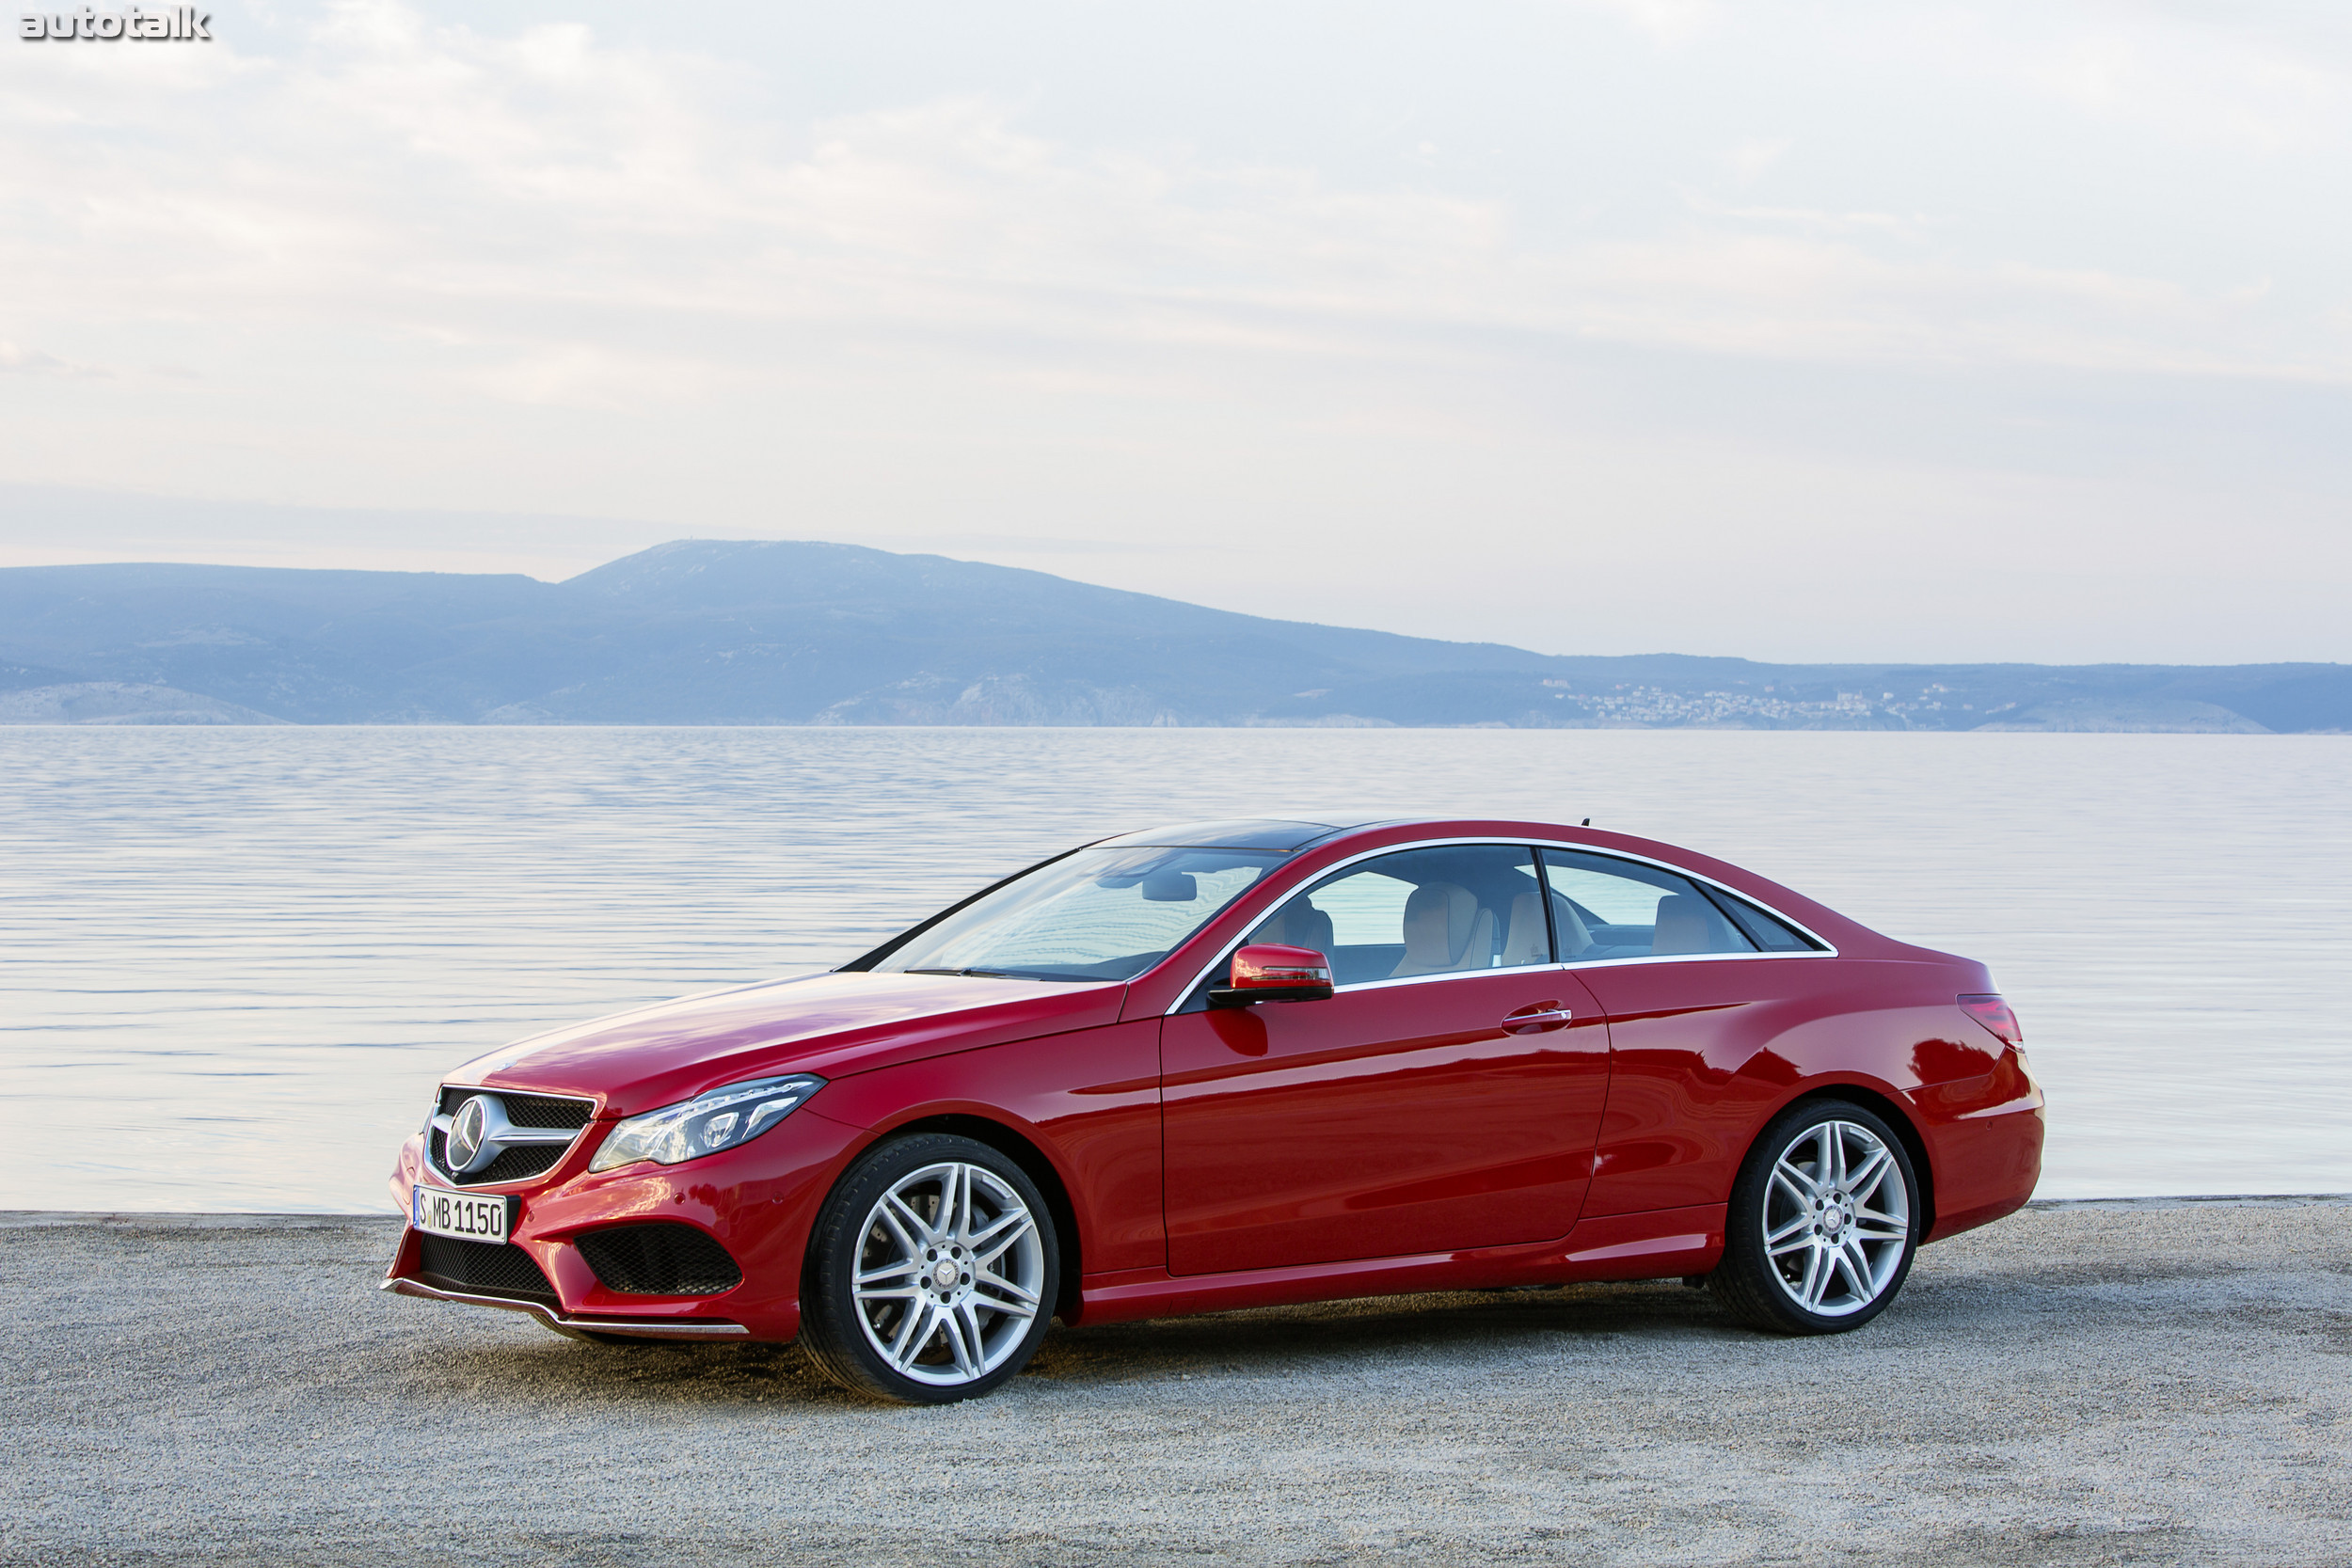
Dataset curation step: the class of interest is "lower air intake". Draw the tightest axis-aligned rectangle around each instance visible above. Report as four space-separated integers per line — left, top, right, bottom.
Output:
417 1234 558 1305
576 1224 744 1296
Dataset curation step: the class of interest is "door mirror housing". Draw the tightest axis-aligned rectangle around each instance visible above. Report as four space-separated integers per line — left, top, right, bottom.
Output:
1208 943 1335 1008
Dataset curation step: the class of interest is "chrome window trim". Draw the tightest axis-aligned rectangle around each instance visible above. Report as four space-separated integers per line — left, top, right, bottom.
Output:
1165 834 1838 1014
1307 963 1569 998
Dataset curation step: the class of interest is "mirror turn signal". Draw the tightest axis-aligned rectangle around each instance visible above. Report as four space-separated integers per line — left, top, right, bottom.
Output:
1208 943 1335 1008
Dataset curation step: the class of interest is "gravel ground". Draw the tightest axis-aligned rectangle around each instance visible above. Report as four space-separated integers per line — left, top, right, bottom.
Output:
2 1199 2347 1568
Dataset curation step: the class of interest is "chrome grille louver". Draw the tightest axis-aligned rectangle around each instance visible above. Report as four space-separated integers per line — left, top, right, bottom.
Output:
427 1087 596 1186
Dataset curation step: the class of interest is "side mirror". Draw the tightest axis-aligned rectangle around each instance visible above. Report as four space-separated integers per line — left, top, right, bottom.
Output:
1207 943 1335 1008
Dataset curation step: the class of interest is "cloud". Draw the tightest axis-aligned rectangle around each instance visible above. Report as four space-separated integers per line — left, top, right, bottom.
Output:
0 342 107 378
2 0 2349 664
2015 12 2348 154
1725 138 1792 180
1570 0 1724 47
1 0 2339 400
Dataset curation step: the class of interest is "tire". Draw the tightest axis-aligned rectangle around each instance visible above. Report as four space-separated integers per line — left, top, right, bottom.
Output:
1709 1098 1920 1335
799 1132 1059 1404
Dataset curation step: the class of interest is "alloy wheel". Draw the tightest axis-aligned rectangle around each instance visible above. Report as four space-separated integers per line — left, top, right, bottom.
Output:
850 1160 1046 1386
1760 1118 1911 1317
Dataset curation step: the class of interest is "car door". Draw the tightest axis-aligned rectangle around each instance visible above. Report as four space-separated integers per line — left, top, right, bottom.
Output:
1161 844 1612 1276
1537 847 1836 1217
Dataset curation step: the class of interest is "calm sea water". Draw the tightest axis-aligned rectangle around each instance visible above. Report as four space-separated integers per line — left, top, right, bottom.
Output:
1 727 2345 1212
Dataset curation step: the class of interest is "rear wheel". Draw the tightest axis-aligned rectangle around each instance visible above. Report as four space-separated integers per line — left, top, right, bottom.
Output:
800 1132 1058 1403
1710 1099 1919 1334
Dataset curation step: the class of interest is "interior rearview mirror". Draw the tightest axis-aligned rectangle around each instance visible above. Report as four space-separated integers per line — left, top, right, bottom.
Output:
1138 869 1199 902
1207 943 1335 1008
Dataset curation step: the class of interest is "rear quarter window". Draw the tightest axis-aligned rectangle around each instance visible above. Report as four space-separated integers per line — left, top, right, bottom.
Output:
1538 848 1756 959
1703 888 1825 953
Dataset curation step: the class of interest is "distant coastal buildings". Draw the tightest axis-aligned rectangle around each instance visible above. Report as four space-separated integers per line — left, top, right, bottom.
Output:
1539 682 1912 727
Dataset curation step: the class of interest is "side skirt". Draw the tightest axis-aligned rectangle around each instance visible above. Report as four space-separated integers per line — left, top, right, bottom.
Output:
1069 1203 1727 1326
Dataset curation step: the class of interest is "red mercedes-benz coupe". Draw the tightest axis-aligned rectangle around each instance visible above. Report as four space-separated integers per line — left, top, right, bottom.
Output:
385 817 2043 1402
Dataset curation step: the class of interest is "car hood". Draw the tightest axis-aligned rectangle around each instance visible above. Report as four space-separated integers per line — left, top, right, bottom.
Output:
448 971 1126 1117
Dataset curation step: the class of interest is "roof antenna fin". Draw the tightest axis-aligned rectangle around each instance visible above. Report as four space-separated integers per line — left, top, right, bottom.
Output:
1581 817 1591 827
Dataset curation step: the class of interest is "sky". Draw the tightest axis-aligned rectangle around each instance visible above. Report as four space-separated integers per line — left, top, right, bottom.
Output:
3 0 2349 664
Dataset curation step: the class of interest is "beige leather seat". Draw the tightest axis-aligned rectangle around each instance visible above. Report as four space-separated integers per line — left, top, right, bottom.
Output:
1499 891 1549 967
1651 893 1714 956
1391 882 1492 976
1549 892 1594 958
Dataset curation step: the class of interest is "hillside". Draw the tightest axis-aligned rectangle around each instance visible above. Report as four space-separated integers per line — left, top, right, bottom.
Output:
0 540 2344 730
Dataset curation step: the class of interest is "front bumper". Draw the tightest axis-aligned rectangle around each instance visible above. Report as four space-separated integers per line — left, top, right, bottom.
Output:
383 1104 868 1343
379 1273 755 1339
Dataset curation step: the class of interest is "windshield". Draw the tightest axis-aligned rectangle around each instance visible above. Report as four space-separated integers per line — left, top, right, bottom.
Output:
875 847 1289 982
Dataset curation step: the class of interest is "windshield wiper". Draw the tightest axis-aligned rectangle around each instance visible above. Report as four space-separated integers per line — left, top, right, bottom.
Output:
903 966 1033 979
901 966 1092 982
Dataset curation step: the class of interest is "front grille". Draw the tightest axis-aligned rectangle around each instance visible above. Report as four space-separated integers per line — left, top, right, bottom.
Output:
429 1137 571 1187
437 1087 594 1130
429 1126 575 1187
429 1087 596 1186
417 1234 559 1304
576 1224 744 1296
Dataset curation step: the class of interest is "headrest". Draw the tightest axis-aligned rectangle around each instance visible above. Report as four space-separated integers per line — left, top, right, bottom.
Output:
1652 893 1713 956
1256 899 1334 954
1403 882 1478 965
1501 891 1548 966
1549 891 1594 957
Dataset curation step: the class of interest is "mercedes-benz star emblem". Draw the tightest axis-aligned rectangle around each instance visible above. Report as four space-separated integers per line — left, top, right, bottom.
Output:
446 1095 493 1173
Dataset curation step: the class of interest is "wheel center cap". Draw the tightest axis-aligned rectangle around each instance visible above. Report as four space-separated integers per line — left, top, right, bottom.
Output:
1822 1208 1846 1234
932 1259 960 1291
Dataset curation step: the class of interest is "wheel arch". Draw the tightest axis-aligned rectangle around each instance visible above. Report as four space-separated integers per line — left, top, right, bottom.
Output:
879 1113 1085 1320
1772 1083 1938 1240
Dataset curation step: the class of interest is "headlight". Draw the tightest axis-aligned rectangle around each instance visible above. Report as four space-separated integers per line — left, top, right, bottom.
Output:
589 1074 826 1174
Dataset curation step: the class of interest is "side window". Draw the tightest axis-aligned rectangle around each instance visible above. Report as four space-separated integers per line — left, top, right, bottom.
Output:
1705 889 1823 953
1537 849 1756 960
1246 845 1550 987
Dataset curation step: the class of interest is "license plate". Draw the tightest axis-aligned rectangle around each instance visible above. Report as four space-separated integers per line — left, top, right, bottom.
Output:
411 1186 516 1243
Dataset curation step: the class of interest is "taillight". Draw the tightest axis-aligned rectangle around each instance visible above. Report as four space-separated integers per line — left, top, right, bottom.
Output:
1959 994 2023 1049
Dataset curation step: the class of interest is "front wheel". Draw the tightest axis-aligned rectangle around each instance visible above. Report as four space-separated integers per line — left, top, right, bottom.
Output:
799 1132 1059 1403
1710 1100 1919 1334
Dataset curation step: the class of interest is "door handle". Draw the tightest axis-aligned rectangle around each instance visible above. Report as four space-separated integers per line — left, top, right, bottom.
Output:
1502 1006 1573 1034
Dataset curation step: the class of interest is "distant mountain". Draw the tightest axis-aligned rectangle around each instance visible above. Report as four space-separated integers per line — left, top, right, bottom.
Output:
0 540 2344 731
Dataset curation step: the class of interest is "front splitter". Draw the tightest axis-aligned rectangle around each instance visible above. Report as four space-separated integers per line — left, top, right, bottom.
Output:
380 1275 751 1339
